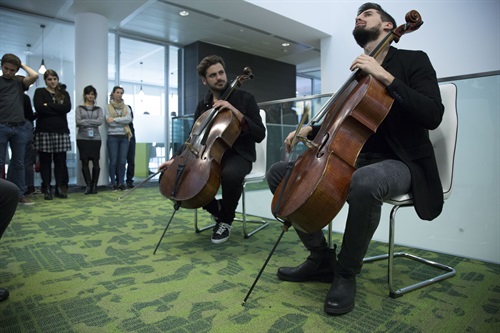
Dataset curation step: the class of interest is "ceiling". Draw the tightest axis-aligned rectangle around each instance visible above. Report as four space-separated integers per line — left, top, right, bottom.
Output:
0 0 328 85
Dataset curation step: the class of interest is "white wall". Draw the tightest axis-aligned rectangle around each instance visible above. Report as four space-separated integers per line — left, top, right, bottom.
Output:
249 0 500 263
249 0 500 90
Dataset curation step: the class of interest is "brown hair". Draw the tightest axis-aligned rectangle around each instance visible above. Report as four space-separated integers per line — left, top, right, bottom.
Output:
44 69 66 103
1 53 21 70
197 55 226 78
357 3 397 28
109 86 124 102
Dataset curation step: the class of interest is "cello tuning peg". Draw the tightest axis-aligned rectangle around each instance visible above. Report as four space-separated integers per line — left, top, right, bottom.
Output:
243 67 254 79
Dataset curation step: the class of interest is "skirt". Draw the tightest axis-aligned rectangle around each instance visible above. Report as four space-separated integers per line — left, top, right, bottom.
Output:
34 132 71 153
77 139 102 160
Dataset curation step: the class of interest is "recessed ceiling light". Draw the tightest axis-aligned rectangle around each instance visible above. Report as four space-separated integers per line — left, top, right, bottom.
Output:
282 42 290 47
179 11 189 16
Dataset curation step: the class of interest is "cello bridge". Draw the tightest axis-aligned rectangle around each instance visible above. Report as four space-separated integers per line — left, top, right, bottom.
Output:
184 142 199 157
297 136 317 149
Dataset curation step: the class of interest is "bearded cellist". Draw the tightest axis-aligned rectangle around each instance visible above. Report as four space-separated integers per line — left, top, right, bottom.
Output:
266 3 444 315
159 55 266 244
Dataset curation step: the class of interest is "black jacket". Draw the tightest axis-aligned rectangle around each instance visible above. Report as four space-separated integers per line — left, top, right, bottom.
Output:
193 87 266 163
312 46 444 220
33 87 72 134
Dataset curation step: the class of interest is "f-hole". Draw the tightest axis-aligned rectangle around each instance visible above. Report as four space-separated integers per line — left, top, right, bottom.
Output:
316 133 329 158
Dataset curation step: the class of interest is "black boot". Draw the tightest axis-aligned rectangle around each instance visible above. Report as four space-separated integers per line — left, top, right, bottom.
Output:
324 261 356 315
82 167 92 195
44 185 53 200
91 168 100 194
0 288 9 302
84 185 92 195
277 246 336 283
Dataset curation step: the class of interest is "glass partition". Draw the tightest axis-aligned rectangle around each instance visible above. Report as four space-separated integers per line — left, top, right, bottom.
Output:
259 94 331 168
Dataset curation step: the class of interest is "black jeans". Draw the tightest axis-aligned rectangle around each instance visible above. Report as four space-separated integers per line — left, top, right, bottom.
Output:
0 179 18 238
203 150 252 224
126 136 136 184
266 157 411 274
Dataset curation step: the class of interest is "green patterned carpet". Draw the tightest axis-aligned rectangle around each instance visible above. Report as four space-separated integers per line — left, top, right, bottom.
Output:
0 185 498 333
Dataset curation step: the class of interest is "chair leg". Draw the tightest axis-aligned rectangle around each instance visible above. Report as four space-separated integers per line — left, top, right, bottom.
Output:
193 183 270 238
363 204 456 298
234 183 269 238
194 209 216 233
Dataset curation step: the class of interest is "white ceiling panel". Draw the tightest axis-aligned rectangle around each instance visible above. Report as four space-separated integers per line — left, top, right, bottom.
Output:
0 0 326 78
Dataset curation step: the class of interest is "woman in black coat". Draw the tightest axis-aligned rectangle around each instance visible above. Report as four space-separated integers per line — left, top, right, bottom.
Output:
33 69 71 200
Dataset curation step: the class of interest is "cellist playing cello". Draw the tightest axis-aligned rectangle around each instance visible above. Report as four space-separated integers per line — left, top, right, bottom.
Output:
159 55 266 244
266 3 444 315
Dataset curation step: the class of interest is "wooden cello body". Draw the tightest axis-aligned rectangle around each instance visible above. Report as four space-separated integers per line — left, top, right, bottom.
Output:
159 68 253 209
271 10 423 233
272 76 393 232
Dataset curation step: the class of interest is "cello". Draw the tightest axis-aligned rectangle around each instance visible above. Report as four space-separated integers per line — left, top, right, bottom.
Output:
159 67 254 209
271 10 423 233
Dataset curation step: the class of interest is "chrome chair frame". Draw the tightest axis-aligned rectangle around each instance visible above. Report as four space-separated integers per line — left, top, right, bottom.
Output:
363 83 458 298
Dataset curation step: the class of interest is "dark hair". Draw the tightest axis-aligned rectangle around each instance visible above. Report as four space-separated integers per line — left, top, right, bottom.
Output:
109 86 124 101
358 3 397 28
1 53 21 70
197 55 226 78
83 85 97 104
44 69 66 103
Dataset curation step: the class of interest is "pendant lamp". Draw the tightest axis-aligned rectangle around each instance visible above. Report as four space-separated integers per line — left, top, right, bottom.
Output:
38 24 47 74
139 61 145 99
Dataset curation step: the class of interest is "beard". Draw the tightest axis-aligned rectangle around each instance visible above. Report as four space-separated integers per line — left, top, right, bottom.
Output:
208 79 227 93
352 25 381 48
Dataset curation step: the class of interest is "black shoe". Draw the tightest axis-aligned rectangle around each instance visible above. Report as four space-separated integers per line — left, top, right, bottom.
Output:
324 274 356 315
211 222 232 244
0 288 9 302
127 182 135 189
118 184 126 191
277 249 335 283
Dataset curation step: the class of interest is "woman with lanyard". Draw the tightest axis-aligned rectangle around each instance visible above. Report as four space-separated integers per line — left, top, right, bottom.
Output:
76 85 103 194
105 86 132 191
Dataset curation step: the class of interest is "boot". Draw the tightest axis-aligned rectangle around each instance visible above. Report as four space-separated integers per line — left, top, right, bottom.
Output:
44 185 53 200
277 245 336 283
55 185 68 199
324 260 356 315
82 167 92 195
91 168 100 194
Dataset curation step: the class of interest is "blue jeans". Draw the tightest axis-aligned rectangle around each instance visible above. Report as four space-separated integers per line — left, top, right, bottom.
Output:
24 122 36 188
0 122 32 198
266 157 411 275
107 135 129 186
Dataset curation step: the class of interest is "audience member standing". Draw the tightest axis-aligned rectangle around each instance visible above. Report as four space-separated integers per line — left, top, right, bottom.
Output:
33 70 72 200
125 107 135 188
21 94 37 195
105 86 132 191
76 85 103 194
0 53 39 206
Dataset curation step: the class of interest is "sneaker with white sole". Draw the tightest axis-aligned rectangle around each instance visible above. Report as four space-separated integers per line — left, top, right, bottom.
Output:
211 222 232 244
18 197 35 206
